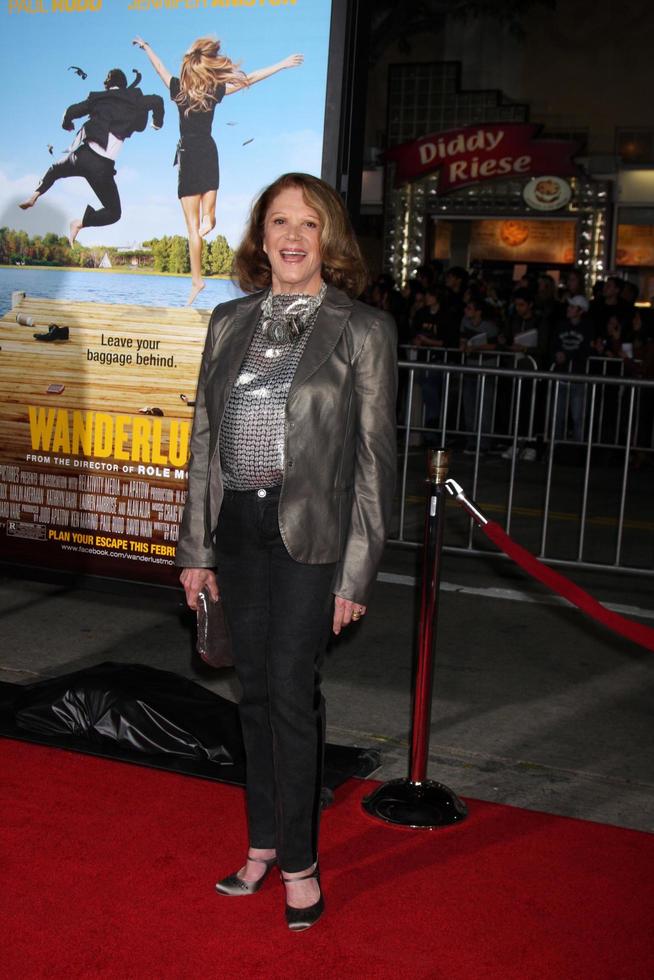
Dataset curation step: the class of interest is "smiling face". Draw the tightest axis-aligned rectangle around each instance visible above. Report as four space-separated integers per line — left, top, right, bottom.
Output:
263 186 323 295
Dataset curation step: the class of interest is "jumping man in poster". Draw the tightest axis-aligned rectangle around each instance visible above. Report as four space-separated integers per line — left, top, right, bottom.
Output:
133 36 303 305
19 70 165 247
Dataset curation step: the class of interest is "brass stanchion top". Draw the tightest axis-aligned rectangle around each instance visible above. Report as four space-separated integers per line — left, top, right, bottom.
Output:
428 448 450 485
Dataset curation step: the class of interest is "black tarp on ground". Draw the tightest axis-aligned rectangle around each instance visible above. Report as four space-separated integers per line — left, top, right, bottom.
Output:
0 662 379 793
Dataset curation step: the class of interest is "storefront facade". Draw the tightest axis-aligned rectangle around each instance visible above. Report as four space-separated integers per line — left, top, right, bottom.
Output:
373 62 613 288
383 166 610 287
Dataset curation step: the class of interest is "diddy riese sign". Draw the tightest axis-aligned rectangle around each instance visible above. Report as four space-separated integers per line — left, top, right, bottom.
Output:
384 123 581 192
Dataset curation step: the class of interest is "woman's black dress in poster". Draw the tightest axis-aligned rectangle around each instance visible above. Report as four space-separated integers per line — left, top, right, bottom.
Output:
170 76 226 198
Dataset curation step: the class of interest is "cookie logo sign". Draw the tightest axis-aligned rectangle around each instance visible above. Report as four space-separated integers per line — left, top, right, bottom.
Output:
523 176 572 211
500 221 530 247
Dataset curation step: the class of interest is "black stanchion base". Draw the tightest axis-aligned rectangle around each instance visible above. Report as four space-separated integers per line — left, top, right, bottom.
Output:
362 778 467 829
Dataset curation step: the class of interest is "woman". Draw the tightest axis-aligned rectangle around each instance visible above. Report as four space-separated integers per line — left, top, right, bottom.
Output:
133 36 303 305
176 173 397 930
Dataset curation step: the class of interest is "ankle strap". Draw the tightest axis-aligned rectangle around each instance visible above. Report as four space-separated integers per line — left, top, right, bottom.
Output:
281 863 319 882
247 854 277 866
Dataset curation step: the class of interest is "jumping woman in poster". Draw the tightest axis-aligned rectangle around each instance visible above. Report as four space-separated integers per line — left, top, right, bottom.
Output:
133 36 303 305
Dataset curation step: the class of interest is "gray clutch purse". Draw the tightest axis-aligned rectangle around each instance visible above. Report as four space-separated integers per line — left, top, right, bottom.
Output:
196 590 233 669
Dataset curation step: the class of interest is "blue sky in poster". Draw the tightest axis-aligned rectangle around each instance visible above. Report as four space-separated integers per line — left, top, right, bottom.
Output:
1 0 333 249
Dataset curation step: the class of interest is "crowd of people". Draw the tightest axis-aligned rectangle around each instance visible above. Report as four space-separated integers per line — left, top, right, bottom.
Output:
364 263 653 372
362 263 654 460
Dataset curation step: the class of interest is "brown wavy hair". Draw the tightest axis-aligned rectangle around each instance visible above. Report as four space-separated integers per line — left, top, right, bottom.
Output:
176 36 248 115
233 173 368 298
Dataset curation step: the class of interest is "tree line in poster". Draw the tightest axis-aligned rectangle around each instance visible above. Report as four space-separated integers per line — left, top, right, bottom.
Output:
0 227 234 276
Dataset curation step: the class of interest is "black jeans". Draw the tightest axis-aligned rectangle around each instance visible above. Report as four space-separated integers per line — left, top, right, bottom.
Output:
37 144 122 228
214 486 336 872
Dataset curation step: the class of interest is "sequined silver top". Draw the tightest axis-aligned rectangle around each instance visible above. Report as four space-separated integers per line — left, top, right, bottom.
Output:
220 285 326 490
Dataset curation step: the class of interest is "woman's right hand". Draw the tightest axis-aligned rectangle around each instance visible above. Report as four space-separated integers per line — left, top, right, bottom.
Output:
132 36 148 50
180 567 219 611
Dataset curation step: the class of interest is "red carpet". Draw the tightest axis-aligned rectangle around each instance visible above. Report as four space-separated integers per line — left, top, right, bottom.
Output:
2 739 653 980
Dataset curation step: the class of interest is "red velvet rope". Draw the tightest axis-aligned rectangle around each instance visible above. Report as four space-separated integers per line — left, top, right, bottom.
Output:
481 521 654 653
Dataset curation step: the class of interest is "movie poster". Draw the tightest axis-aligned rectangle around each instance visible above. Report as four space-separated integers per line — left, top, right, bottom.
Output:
0 0 334 584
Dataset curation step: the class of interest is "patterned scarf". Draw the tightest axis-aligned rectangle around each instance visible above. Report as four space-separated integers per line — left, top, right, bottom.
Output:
260 281 327 345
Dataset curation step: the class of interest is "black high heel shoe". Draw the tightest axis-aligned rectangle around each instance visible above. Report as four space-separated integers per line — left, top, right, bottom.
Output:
215 854 277 896
281 863 324 931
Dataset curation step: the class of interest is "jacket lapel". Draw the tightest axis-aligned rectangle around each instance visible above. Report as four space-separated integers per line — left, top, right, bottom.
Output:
204 293 263 441
207 292 263 388
290 285 353 392
205 284 353 405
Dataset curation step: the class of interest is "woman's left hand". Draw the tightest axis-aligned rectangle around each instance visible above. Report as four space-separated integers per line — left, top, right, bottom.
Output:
132 36 148 50
282 54 304 69
332 595 367 635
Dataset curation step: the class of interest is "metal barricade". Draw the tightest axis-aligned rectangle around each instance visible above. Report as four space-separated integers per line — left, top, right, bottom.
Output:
399 345 539 452
586 356 644 449
543 357 646 450
393 358 654 576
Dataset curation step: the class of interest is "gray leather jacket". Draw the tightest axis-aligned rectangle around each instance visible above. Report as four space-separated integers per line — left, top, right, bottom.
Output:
175 284 398 604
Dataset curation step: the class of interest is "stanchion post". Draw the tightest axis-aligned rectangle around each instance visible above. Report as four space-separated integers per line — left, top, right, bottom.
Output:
409 448 448 783
362 449 467 828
